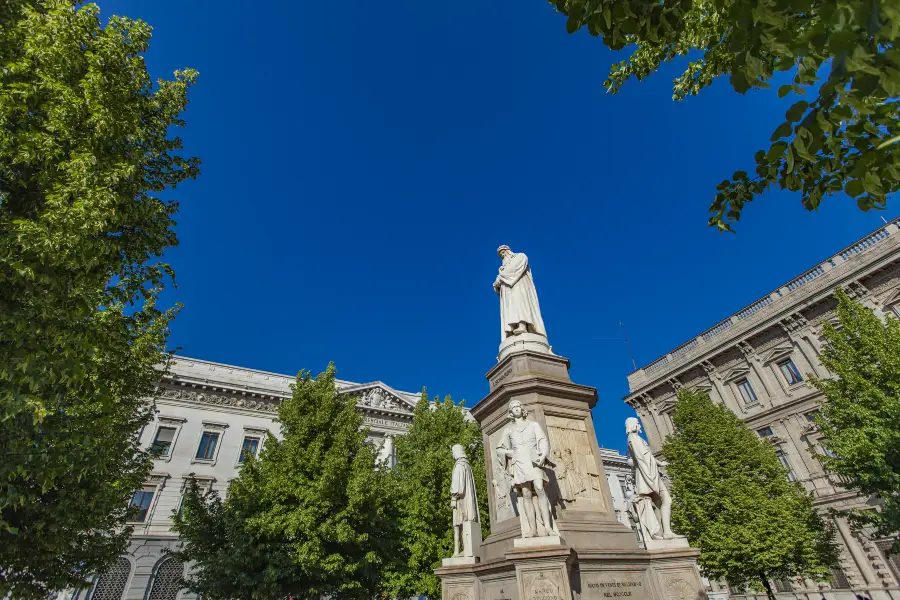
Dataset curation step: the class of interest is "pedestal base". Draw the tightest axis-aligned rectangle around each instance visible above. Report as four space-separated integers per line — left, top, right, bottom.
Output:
436 543 707 600
644 536 690 551
443 555 480 567
513 535 565 550
498 333 553 362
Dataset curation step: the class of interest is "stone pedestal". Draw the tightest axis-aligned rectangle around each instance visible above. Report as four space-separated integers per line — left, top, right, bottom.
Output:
436 347 707 600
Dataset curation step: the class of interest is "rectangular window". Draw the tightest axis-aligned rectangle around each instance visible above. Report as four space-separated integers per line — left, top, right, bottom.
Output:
777 451 797 482
736 379 758 405
151 426 177 457
130 487 155 522
778 358 803 385
757 426 775 438
805 410 820 423
196 431 220 460
829 566 851 589
238 436 260 463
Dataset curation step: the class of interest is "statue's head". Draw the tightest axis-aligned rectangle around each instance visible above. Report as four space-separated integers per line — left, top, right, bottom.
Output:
508 399 527 419
451 444 466 460
625 417 642 434
497 245 512 259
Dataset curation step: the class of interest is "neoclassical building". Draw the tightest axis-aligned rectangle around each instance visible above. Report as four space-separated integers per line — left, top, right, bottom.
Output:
624 218 900 600
76 356 637 600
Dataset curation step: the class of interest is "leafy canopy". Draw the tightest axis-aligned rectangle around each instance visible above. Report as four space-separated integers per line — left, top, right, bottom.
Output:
550 0 900 231
663 390 838 597
172 365 402 600
813 289 900 546
0 0 197 596
384 393 489 600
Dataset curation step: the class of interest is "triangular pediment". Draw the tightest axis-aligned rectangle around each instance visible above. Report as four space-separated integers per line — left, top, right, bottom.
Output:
723 365 751 381
690 381 714 393
340 382 417 413
762 342 795 364
881 286 900 306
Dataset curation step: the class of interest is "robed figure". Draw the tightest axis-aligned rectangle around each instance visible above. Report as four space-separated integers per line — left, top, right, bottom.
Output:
450 444 481 558
626 417 675 540
496 400 554 538
494 246 547 340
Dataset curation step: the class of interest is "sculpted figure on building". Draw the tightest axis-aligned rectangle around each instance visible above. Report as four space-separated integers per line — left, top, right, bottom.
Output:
625 417 677 540
496 400 554 538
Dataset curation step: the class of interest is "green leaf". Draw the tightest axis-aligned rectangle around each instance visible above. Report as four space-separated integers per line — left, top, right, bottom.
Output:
786 101 809 122
845 179 864 197
771 122 793 141
778 84 793 98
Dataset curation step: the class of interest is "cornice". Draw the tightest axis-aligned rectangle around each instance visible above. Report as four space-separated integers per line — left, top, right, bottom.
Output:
626 228 900 398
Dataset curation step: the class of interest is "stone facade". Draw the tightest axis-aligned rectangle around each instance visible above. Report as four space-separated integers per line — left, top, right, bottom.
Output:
624 218 900 600
72 356 636 600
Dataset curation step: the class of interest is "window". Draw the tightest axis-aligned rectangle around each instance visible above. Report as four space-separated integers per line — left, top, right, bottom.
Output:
147 558 185 600
151 427 176 457
875 539 900 583
130 487 155 522
829 566 850 589
238 436 260 463
777 451 797 482
778 358 803 385
773 577 793 593
757 427 775 438
805 410 820 423
195 431 220 461
90 557 132 600
736 379 758 405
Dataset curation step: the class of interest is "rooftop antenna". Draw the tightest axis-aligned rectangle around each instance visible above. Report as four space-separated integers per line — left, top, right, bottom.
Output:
619 321 638 371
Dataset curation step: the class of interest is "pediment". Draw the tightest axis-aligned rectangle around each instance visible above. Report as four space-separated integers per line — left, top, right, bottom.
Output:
341 382 417 413
762 342 795 364
689 381 713 394
723 365 751 381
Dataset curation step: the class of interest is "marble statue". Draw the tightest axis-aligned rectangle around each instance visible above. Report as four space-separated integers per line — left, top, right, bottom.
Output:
493 246 547 341
450 444 481 558
496 400 553 538
625 417 676 540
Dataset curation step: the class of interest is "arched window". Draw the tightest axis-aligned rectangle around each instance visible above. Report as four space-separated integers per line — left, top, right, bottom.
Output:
147 558 185 600
90 557 131 600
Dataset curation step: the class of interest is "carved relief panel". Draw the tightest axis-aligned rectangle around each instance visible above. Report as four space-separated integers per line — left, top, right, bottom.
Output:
545 415 607 512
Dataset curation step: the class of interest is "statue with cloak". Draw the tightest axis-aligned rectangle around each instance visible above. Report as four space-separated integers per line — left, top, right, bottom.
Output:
626 417 676 540
450 444 482 558
493 245 547 340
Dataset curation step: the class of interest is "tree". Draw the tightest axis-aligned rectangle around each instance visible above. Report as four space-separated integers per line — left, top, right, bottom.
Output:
663 389 839 600
172 365 402 600
548 0 899 231
384 393 489 600
0 1 197 596
813 289 900 547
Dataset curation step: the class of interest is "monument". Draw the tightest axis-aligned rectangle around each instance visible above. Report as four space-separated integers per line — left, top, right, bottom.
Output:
625 418 689 550
435 246 706 600
445 444 483 567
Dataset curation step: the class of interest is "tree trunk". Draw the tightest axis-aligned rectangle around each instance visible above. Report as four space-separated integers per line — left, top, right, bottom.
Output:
759 572 777 600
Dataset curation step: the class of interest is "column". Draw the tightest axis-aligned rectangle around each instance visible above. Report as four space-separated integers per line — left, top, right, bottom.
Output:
794 331 829 379
836 516 880 586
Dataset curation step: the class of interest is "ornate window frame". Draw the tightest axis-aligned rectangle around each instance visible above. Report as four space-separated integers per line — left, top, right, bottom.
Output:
149 415 187 463
235 426 267 467
191 421 229 466
127 473 169 527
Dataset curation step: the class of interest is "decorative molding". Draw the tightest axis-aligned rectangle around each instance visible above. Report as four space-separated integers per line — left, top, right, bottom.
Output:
723 365 751 382
762 342 795 364
157 387 279 414
350 385 415 412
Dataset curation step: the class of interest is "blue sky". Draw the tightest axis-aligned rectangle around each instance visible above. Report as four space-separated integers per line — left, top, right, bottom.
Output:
103 0 891 452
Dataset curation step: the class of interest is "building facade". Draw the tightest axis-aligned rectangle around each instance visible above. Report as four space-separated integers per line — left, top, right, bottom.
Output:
79 356 637 600
624 219 900 600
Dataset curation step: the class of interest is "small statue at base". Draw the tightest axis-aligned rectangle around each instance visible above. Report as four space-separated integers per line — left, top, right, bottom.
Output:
450 444 481 558
625 417 677 540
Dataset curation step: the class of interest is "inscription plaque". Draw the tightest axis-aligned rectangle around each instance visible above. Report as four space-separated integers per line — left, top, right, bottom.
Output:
582 573 648 600
526 572 561 600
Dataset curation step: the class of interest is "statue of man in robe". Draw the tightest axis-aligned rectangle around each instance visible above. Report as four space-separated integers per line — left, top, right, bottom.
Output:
450 444 481 558
625 417 676 540
493 246 547 341
496 400 553 538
